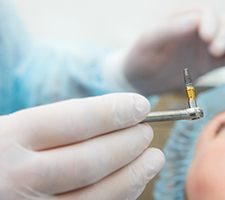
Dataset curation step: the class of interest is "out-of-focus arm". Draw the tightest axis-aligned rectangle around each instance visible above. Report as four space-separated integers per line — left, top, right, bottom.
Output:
0 0 31 114
0 0 129 114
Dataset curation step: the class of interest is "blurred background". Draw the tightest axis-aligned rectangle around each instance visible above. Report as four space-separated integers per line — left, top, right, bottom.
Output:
13 0 225 199
14 0 225 86
14 0 225 47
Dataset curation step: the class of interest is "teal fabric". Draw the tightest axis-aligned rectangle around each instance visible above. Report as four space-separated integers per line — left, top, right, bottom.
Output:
154 84 225 200
0 0 31 114
0 0 118 115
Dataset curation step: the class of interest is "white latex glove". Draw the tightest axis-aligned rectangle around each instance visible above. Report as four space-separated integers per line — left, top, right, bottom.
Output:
104 7 225 95
0 93 164 200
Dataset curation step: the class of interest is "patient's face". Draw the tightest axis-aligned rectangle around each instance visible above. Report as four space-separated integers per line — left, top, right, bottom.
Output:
186 112 225 200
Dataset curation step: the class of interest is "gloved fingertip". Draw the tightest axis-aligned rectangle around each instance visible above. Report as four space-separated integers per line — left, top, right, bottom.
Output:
139 123 154 145
133 94 151 120
143 148 165 180
199 24 217 43
109 93 151 129
174 13 200 33
209 42 225 58
199 30 214 43
199 9 218 43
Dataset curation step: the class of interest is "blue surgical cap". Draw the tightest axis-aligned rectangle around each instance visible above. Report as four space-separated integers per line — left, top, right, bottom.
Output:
154 84 225 200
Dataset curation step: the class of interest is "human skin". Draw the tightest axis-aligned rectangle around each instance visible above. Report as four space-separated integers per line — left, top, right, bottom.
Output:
186 111 225 200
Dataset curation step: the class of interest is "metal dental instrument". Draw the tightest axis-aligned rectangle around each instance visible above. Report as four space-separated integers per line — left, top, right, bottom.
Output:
184 68 197 108
142 107 203 122
142 68 204 123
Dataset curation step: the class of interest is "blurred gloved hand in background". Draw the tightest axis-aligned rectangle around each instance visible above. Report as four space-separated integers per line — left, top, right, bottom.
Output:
105 7 225 95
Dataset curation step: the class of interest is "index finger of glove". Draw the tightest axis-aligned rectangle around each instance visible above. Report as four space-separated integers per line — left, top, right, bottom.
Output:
4 93 150 150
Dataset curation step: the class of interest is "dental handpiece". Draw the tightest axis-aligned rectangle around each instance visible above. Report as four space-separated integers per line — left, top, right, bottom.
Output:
142 107 203 122
142 68 204 123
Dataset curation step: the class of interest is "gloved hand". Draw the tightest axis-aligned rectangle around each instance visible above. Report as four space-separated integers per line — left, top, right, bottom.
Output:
0 93 164 200
123 7 225 95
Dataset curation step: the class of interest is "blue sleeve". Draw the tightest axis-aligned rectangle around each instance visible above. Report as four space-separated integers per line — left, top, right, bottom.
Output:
16 47 116 109
0 1 116 114
0 0 31 114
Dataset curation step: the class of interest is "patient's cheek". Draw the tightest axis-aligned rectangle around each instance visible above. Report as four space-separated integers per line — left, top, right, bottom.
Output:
185 146 225 200
186 163 216 200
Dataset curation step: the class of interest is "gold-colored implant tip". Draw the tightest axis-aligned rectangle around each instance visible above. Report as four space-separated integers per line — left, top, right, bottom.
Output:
183 68 197 108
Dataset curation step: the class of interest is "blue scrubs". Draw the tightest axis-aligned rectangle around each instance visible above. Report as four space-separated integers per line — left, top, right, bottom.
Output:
0 0 115 115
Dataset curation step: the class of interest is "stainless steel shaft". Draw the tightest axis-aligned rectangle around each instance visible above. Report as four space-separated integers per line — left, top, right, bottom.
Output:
142 107 204 123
